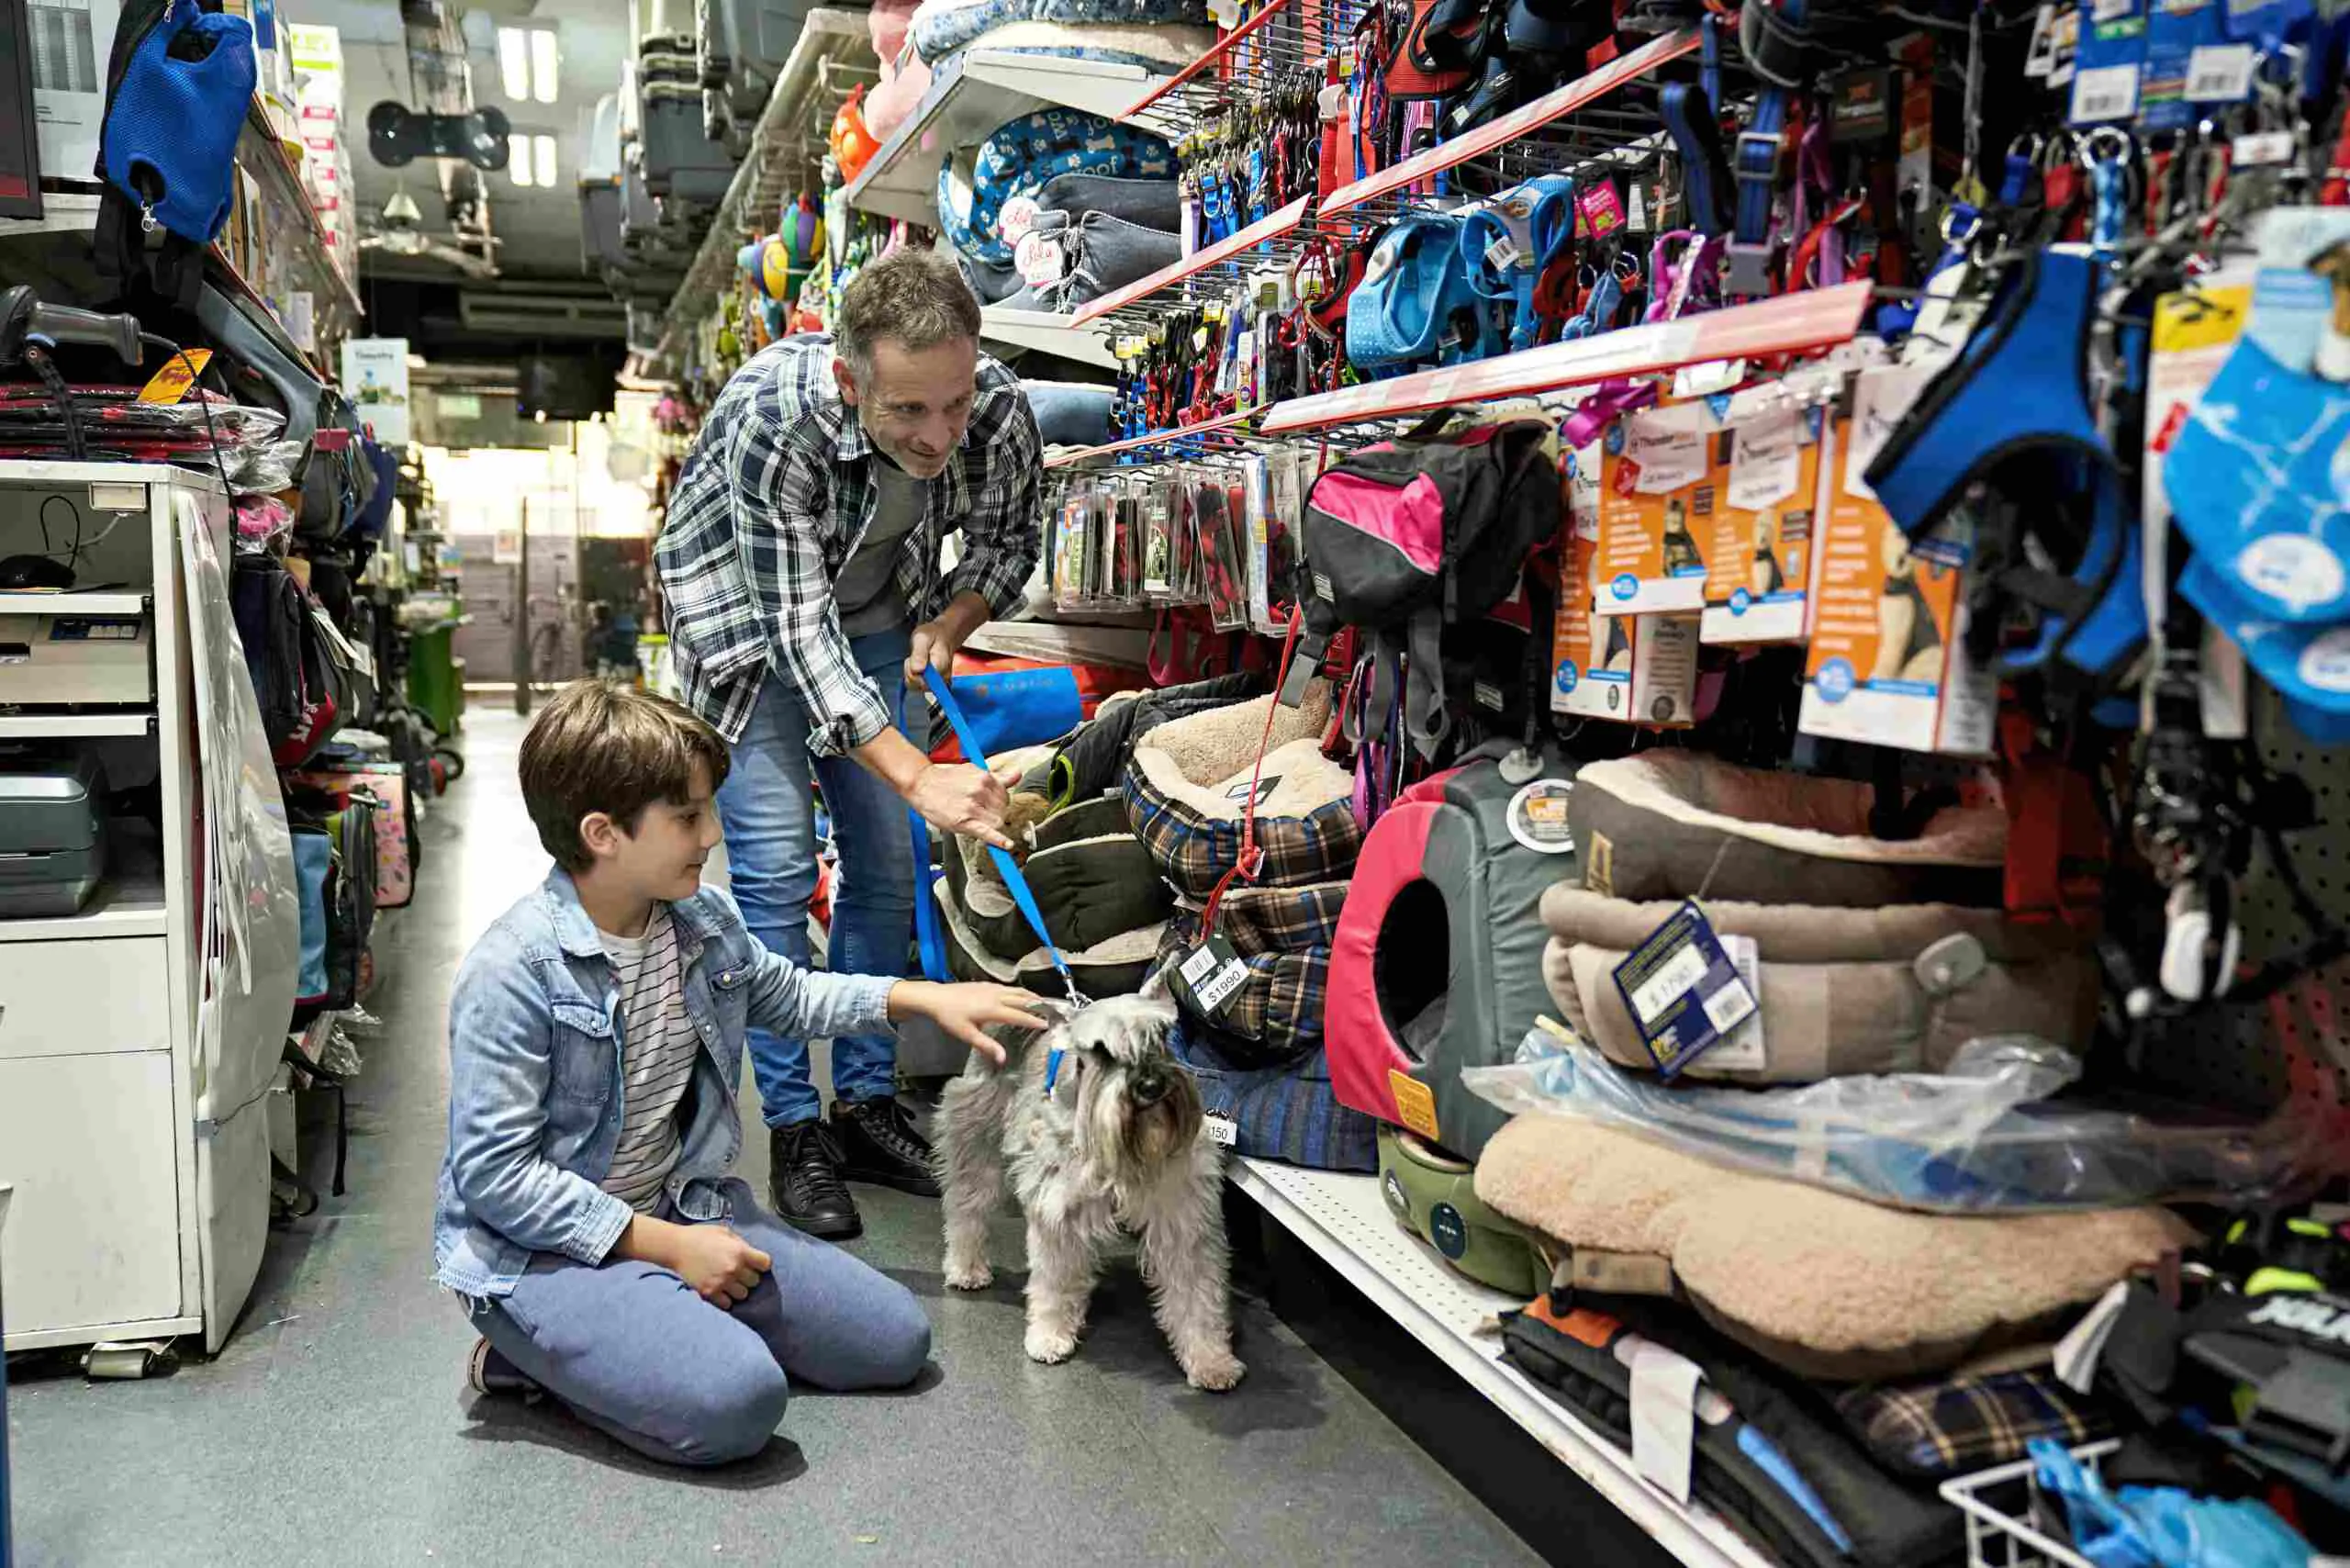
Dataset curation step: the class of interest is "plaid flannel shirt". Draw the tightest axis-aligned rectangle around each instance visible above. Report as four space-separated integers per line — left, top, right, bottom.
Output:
654 335 1044 752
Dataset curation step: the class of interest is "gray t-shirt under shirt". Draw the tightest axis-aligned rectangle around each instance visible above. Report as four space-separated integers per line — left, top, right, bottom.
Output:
599 905 699 1213
835 457 928 637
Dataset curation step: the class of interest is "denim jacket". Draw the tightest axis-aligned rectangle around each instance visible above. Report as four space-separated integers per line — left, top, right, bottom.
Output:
432 867 896 1298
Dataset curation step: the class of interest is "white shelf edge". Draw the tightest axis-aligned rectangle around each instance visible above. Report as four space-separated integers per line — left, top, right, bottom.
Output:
1231 1157 1776 1568
0 712 152 738
0 873 169 943
845 50 1170 225
979 305 1118 370
0 591 149 617
0 191 103 241
3 1313 205 1354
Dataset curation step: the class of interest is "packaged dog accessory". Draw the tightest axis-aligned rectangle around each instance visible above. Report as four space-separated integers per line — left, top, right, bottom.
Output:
1800 364 1997 757
1699 400 1834 645
1550 518 1698 725
1595 398 1721 615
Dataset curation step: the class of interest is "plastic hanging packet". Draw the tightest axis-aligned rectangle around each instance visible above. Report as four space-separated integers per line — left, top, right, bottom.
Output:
1461 1027 2332 1215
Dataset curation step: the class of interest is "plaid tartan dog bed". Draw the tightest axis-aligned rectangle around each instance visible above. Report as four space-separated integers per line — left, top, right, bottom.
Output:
1836 1368 2110 1482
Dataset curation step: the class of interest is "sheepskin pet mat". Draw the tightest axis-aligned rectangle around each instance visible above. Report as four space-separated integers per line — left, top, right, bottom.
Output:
1474 1115 2190 1382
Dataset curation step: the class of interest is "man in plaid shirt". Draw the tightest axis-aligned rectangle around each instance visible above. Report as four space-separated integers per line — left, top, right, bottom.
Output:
655 250 1043 1238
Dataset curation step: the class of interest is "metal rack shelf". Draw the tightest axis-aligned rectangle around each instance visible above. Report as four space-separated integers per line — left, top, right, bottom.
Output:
1043 406 1258 468
1257 282 1874 434
1071 196 1316 326
979 305 1119 369
1232 1158 1774 1568
0 590 149 617
844 50 1170 226
648 9 878 376
1320 28 1702 218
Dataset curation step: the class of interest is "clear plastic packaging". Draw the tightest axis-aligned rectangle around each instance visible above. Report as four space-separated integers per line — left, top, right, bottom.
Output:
1461 1026 2330 1215
228 438 305 496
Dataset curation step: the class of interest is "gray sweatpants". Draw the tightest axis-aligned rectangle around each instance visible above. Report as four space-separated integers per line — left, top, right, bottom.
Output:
471 1178 932 1466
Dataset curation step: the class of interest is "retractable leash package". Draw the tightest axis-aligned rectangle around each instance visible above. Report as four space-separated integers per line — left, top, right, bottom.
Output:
1697 400 1834 647
1800 362 1997 757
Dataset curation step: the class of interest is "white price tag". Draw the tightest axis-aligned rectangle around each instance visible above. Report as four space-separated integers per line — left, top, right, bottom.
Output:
1193 958 1250 1014
1203 1113 1238 1148
1014 230 1065 287
1705 935 1767 1070
2186 42 2255 103
1727 406 1803 512
1483 233 1522 272
1179 946 1224 987
1627 943 1709 1028
1001 196 1040 244
1629 1341 1703 1506
2069 62 2141 125
1671 358 1746 399
2233 129 2298 167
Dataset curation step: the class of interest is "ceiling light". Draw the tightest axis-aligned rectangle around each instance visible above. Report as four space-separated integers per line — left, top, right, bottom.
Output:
532 134 556 187
530 29 560 104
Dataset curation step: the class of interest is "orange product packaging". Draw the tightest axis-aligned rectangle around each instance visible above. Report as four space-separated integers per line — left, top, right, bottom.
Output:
1698 399 1834 646
1595 399 1723 616
1797 362 1998 756
1552 515 1698 727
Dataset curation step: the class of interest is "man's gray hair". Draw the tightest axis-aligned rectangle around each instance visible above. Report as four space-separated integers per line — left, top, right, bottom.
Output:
835 247 982 379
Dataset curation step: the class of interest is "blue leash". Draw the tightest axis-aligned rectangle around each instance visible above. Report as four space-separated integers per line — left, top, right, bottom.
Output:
919 678 1090 1093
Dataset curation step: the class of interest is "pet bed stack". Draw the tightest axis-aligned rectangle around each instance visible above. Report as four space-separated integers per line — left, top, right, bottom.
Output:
1547 752 2099 1082
1447 753 2190 1564
1121 683 1382 1172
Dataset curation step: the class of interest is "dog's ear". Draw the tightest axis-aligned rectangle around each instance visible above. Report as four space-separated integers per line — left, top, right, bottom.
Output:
1136 957 1179 1005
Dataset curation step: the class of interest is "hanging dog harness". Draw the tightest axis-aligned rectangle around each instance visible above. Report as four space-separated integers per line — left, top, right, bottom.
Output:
1863 247 2148 684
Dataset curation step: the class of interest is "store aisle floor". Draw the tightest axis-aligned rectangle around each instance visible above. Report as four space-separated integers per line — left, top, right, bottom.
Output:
7 709 1539 1568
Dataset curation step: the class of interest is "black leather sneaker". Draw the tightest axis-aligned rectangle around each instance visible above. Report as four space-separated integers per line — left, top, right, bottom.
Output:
832 1096 943 1197
467 1338 539 1399
770 1119 862 1239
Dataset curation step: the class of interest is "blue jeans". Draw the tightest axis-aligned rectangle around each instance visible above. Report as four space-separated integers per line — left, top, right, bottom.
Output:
715 630 916 1127
472 1180 931 1466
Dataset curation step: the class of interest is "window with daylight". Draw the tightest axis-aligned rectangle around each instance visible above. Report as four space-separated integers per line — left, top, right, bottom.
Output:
497 25 559 104
509 132 559 188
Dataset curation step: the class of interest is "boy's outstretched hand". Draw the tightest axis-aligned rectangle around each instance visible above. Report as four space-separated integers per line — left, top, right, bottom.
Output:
889 980 1052 1064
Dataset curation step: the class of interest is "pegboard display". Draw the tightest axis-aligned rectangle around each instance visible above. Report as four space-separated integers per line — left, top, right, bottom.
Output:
2133 686 2350 1125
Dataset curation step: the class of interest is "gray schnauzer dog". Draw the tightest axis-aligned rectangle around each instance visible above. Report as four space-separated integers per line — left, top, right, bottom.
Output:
934 991 1244 1391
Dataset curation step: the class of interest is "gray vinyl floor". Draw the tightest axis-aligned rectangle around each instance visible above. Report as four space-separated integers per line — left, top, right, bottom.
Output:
6 706 1539 1568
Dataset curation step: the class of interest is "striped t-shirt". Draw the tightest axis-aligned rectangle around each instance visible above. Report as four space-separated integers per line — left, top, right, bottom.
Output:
599 905 699 1212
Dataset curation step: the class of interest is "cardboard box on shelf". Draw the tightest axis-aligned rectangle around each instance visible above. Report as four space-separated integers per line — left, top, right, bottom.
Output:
1797 363 1998 756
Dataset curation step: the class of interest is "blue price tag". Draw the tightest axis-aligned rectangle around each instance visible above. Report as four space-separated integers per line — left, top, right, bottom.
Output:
1609 902 1760 1079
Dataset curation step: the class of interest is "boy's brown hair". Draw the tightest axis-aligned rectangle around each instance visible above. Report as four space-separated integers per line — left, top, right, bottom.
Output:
519 680 732 872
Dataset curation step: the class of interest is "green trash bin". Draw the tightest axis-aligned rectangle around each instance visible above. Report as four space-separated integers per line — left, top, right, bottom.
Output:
408 621 464 738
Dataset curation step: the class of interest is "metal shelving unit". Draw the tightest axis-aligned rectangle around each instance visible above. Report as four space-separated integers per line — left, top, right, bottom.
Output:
843 50 1171 225
979 304 1119 369
1233 1157 1776 1568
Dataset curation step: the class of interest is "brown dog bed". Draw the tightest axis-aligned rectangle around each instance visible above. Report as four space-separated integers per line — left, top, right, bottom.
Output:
1538 884 2099 1081
1475 1114 2190 1382
1569 752 2007 907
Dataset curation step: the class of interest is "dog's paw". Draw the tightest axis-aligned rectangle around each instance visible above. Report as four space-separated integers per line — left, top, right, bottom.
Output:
944 1258 995 1291
1024 1325 1081 1364
1184 1350 1247 1392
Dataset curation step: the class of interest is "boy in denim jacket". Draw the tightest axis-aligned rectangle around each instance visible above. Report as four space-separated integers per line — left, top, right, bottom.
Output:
434 679 1044 1465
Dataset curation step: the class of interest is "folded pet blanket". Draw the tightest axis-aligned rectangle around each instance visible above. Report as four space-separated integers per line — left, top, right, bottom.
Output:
1166 1016 1378 1172
1475 1114 2192 1382
1570 752 2008 908
1539 883 2100 1081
